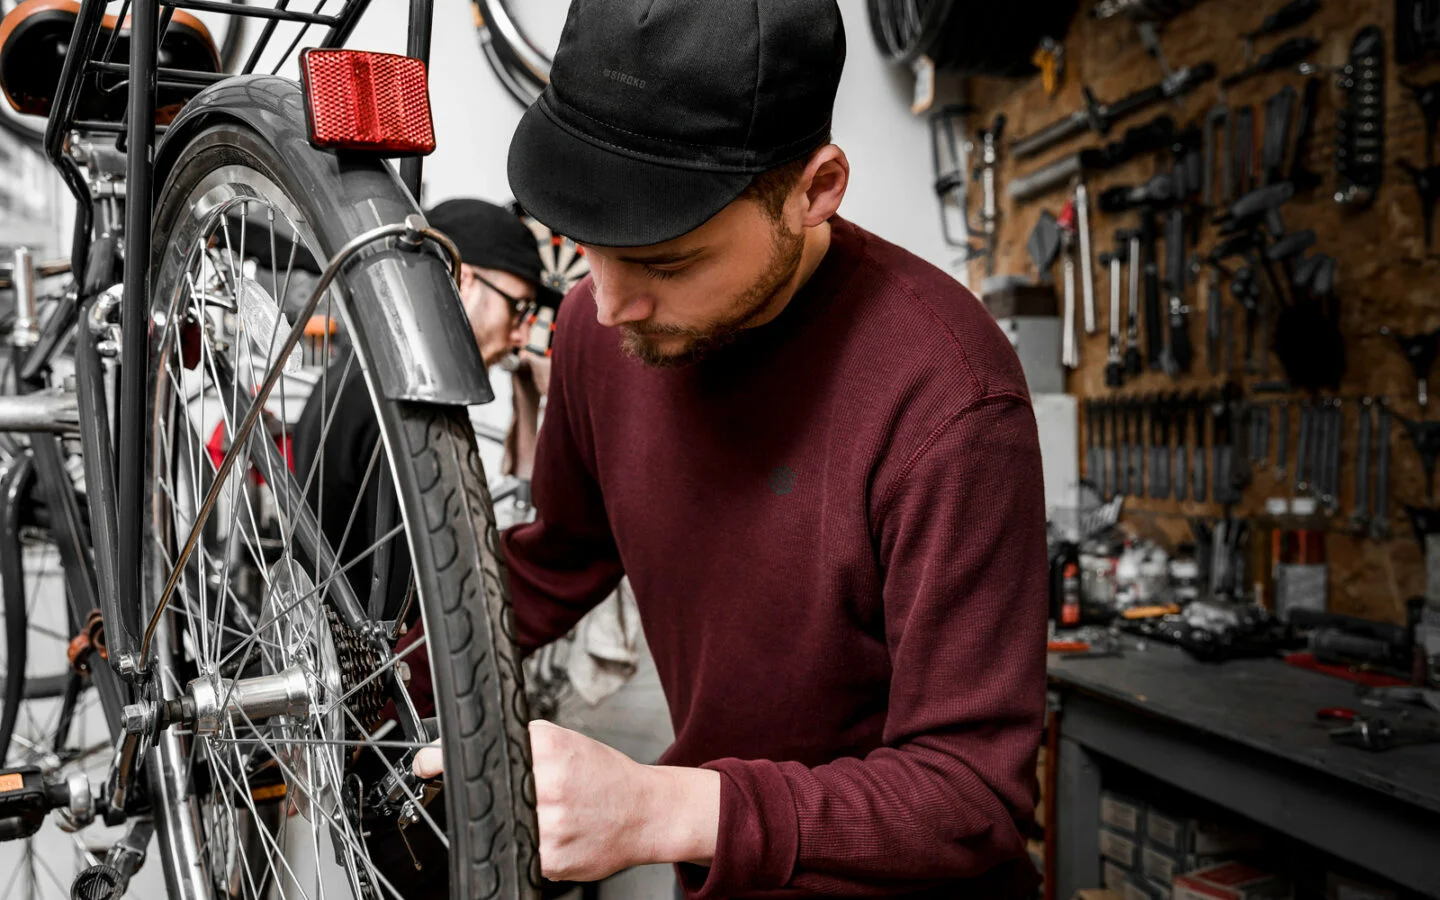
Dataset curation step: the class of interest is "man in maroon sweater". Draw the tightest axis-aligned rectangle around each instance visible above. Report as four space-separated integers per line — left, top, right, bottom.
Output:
414 1 1048 896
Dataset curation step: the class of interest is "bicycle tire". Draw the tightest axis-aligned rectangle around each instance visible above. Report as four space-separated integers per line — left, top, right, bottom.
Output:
147 120 539 900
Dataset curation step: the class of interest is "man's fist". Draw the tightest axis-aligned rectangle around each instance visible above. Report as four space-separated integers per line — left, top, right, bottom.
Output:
411 721 719 882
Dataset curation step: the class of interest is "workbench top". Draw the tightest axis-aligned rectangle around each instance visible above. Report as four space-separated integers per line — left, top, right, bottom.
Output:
1047 642 1440 816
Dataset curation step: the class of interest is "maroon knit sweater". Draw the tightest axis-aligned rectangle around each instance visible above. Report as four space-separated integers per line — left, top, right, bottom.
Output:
501 217 1048 898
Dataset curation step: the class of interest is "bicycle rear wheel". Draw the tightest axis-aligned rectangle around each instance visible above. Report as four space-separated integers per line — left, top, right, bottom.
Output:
145 116 538 900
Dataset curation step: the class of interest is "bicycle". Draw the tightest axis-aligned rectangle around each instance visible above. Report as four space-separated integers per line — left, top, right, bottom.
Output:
0 3 539 899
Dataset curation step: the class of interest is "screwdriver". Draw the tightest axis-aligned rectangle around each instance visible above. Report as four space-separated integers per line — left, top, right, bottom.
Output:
1222 36 1321 88
1244 0 1322 41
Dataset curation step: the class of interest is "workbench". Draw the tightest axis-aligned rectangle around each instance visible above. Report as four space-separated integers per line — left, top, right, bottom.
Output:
1047 642 1440 898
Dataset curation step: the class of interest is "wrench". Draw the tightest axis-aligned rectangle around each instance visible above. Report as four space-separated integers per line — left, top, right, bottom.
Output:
1372 402 1392 540
1124 231 1143 377
1103 248 1124 387
1076 181 1097 335
1192 398 1208 502
1275 400 1289 478
1295 402 1312 494
1351 398 1373 535
1326 401 1344 512
1061 251 1079 369
1174 395 1189 502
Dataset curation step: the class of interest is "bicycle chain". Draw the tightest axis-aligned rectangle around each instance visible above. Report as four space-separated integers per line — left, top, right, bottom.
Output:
324 605 386 735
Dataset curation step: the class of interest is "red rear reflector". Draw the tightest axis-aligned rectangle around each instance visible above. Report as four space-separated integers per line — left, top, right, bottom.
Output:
299 49 436 155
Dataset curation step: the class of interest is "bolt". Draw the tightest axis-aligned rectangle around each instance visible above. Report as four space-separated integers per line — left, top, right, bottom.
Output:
395 661 411 686
115 653 142 679
121 703 152 735
398 801 419 827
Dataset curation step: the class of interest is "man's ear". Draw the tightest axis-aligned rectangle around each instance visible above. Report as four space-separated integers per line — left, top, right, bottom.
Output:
796 145 849 228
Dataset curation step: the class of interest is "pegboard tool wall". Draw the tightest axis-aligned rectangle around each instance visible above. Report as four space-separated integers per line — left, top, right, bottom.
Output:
962 0 1438 623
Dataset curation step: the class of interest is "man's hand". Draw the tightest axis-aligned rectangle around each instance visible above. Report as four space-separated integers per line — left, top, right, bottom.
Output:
530 720 719 881
411 722 721 882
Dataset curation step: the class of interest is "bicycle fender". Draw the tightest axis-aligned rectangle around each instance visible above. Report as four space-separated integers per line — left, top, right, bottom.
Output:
154 76 494 406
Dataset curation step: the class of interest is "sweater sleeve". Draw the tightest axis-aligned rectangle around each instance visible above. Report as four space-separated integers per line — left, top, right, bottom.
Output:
680 394 1049 897
501 298 625 651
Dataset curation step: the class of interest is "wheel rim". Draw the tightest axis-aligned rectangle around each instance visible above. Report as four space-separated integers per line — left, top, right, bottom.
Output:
148 163 447 900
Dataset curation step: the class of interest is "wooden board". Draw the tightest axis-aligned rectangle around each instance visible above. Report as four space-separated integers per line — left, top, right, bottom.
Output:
961 0 1440 623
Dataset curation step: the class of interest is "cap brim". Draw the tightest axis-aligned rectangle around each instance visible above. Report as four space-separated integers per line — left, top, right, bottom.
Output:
508 101 754 248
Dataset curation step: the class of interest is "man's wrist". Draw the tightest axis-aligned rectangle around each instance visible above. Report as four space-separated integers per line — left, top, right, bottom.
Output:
635 764 720 868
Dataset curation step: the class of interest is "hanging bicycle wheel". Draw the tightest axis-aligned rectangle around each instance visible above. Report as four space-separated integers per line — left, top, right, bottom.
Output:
143 106 538 899
473 0 569 107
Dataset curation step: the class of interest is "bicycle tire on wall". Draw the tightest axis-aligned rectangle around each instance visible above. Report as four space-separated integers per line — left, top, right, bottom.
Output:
147 119 540 900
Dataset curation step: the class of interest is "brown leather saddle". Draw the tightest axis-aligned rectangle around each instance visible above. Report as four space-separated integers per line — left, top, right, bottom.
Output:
0 0 221 126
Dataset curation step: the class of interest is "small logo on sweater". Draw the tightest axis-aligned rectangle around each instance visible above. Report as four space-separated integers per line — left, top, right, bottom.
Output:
769 466 797 496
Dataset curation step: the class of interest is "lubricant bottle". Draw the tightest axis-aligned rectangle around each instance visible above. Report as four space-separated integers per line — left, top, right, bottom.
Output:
1049 541 1082 629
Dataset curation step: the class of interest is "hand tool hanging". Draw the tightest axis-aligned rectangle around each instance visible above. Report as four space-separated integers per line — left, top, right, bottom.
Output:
1276 399 1290 479
1109 399 1124 497
1398 415 1440 501
1373 401 1393 540
929 105 979 264
1191 394 1208 502
975 114 1007 274
1334 27 1386 209
1161 208 1193 376
1397 0 1440 63
1101 243 1125 387
1261 86 1297 187
1221 36 1321 89
1011 62 1216 159
1027 210 1062 282
1058 201 1081 369
1289 78 1324 194
1174 392 1189 501
1242 0 1322 51
1121 229 1144 377
1086 400 1104 498
1379 326 1440 408
1009 115 1176 204
1100 174 1184 370
1075 181 1098 336
1151 397 1172 498
1398 80 1440 250
1350 397 1374 536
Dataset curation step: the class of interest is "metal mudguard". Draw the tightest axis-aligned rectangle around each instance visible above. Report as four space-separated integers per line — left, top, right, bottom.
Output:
154 75 493 406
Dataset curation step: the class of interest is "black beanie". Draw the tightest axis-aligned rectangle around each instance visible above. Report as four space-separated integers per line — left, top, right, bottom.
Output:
424 198 546 291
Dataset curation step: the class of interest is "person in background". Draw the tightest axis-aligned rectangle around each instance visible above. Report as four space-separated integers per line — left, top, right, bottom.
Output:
293 198 552 615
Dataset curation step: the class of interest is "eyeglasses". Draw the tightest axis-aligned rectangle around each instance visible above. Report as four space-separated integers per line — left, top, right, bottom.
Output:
467 270 535 324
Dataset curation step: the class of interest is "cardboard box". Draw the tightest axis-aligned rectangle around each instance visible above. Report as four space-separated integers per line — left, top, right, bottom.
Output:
1104 860 1130 890
1173 862 1289 900
1144 810 1262 856
1100 827 1141 868
1141 844 1227 884
1101 790 1146 835
1123 872 1171 900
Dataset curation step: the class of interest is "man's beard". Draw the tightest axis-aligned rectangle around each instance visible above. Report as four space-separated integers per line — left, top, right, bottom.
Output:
618 223 806 368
